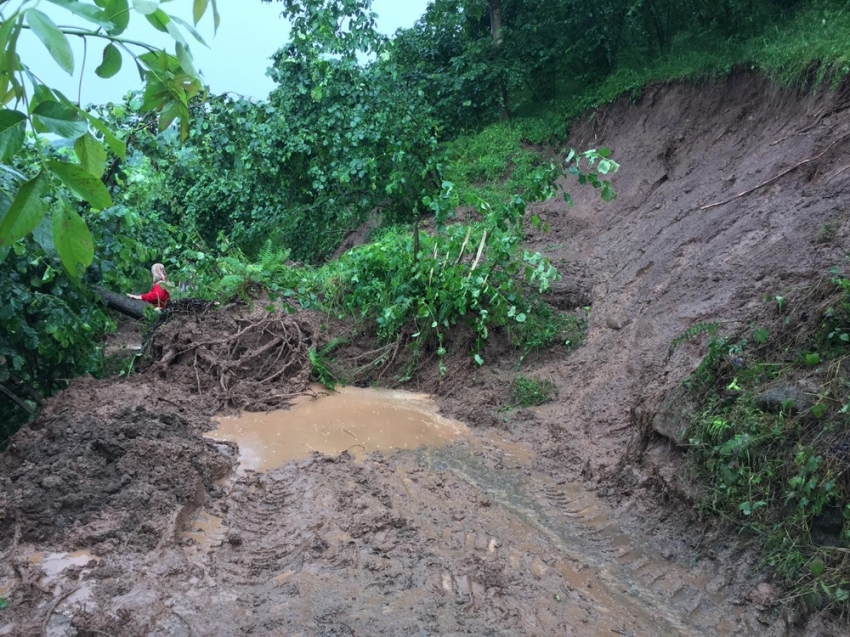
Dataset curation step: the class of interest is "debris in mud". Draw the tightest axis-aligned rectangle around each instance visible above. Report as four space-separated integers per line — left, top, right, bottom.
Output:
148 305 317 411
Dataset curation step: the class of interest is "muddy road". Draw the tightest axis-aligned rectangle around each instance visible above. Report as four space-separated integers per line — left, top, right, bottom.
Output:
2 386 775 636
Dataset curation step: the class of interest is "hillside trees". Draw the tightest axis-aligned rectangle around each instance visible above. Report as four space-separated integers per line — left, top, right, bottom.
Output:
140 0 442 261
392 0 812 133
0 0 216 438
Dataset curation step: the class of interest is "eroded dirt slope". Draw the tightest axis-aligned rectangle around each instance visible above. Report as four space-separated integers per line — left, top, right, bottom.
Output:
445 73 850 486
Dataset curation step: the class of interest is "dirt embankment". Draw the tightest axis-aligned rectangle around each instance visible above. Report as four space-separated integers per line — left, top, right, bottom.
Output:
1 74 849 636
442 73 850 485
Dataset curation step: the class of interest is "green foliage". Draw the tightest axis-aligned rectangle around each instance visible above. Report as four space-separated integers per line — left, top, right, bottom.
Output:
816 220 840 244
508 375 557 408
0 0 214 279
445 122 547 205
0 231 116 444
393 0 850 143
670 322 720 356
684 274 850 615
309 338 348 389
133 51 440 261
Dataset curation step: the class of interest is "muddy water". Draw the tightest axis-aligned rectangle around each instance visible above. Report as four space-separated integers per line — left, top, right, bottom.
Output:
211 386 469 471
28 551 100 581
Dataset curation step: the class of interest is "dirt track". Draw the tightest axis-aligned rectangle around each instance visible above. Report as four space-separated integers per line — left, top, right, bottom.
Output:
2 73 850 635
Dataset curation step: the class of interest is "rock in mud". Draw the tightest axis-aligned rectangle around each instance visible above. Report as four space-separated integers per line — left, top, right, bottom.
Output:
753 383 815 414
652 386 699 446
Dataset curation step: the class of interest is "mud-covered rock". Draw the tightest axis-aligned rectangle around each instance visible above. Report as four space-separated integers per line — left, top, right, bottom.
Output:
753 383 815 414
652 386 698 446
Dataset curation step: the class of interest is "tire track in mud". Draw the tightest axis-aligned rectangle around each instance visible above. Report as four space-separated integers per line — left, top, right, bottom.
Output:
5 436 767 636
421 444 756 636
160 439 764 636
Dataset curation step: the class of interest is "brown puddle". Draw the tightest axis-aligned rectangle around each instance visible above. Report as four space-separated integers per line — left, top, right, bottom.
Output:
210 386 469 472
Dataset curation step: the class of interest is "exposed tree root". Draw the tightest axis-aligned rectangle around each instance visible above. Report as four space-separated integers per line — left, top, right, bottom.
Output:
148 307 317 412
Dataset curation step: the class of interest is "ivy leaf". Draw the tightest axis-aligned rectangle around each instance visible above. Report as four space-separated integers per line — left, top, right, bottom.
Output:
47 160 113 209
95 43 122 78
0 170 50 248
53 200 94 281
0 109 26 161
32 101 88 139
133 0 159 15
26 9 74 75
74 132 107 178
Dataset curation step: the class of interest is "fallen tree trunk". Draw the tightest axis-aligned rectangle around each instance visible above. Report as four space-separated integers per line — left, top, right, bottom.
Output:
94 286 148 319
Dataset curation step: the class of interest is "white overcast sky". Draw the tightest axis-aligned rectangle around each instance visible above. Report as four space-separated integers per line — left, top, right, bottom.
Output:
16 0 429 105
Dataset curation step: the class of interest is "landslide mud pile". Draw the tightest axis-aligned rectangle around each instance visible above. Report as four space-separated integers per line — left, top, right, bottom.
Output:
147 301 318 412
0 382 232 552
0 302 322 550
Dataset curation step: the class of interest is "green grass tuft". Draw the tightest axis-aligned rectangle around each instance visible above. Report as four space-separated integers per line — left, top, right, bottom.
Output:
509 375 557 408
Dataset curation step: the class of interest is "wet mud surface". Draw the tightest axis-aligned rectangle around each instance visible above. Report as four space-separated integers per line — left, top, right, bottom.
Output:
0 382 779 636
0 429 776 636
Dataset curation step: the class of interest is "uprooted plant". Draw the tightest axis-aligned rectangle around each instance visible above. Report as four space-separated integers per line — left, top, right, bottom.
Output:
148 305 316 412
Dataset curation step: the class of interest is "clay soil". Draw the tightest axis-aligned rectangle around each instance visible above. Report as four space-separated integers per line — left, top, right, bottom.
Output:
2 73 850 636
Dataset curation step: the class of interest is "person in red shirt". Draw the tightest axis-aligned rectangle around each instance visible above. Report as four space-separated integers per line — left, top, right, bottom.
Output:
127 263 170 309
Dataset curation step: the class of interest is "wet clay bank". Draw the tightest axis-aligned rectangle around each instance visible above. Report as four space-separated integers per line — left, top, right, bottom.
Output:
2 73 850 635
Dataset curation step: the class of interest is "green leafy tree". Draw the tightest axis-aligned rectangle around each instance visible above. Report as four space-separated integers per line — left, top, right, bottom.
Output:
0 0 216 278
0 0 217 435
132 0 441 261
392 0 810 134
